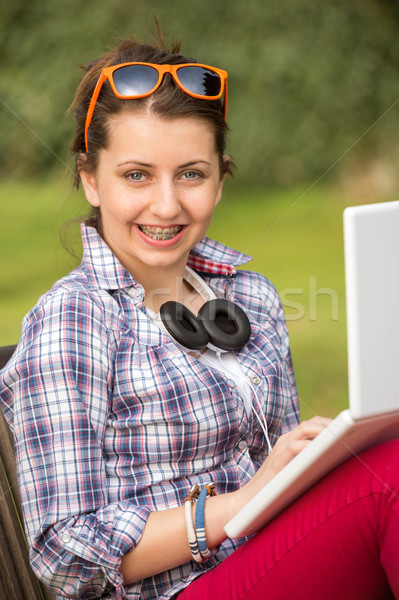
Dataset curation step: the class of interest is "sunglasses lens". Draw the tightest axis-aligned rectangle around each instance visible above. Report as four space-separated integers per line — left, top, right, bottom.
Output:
177 66 222 97
113 64 159 96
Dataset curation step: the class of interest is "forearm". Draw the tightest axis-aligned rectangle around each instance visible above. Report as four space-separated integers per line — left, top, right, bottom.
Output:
120 417 331 585
120 491 239 584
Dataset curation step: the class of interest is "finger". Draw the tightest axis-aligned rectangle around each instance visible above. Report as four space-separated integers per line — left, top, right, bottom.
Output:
273 422 325 449
280 439 315 460
296 418 331 439
307 415 333 427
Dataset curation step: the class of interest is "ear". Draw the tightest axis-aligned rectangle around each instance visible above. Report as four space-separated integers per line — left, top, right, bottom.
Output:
78 154 100 208
215 154 230 206
222 154 231 175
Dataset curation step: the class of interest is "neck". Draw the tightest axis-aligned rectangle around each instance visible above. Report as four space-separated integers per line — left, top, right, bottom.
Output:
141 267 205 315
143 270 186 312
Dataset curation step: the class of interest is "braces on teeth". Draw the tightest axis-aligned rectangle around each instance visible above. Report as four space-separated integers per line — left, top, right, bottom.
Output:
139 225 183 240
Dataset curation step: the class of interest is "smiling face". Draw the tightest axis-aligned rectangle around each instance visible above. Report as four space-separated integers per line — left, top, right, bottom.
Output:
80 111 226 287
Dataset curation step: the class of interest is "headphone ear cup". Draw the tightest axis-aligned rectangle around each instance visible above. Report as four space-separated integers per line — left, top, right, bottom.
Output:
159 301 209 350
198 299 251 352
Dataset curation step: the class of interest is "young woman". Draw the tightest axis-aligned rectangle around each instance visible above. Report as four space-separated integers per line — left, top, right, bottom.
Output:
0 36 398 600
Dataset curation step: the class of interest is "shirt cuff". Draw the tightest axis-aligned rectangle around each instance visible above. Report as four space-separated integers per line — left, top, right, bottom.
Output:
35 501 151 598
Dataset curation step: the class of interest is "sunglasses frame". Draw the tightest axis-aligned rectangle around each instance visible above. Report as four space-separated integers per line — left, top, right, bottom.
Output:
84 62 228 151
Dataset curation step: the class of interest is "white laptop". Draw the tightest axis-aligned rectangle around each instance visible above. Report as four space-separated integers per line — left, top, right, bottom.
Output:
225 200 399 539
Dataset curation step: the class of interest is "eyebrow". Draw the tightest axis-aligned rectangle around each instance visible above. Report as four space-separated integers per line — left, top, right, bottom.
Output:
117 160 153 168
179 160 211 168
116 159 212 168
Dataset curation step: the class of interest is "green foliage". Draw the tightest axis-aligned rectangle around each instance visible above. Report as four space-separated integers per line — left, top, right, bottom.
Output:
1 0 399 185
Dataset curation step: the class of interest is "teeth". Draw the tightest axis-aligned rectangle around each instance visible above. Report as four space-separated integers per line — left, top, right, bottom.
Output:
139 225 183 240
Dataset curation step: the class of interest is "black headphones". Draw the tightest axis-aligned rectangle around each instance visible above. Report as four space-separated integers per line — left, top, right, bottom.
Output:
159 298 251 352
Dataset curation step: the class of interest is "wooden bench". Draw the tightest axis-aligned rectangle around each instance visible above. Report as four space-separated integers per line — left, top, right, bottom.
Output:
0 344 55 599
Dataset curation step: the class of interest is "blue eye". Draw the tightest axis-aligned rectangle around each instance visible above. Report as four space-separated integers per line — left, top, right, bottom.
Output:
128 172 144 181
183 171 200 180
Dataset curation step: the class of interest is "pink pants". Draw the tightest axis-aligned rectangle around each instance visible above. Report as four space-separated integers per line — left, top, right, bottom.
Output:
178 439 399 600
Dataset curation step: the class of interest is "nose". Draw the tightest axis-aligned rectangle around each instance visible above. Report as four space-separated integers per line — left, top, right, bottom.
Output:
149 178 182 221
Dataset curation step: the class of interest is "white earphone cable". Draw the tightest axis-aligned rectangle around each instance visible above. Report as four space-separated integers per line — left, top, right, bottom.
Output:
203 350 273 455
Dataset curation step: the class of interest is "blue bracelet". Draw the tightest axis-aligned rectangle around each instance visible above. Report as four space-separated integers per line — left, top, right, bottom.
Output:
184 484 202 563
195 483 217 561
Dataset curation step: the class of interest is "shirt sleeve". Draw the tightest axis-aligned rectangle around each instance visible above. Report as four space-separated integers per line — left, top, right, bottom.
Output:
267 284 300 434
280 345 300 434
7 289 151 599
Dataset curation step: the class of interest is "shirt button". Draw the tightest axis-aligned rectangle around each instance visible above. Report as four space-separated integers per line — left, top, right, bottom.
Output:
251 375 261 385
238 440 247 450
227 378 236 388
61 532 72 544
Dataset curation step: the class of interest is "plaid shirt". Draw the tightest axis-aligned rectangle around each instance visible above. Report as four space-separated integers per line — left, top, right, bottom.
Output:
0 224 299 600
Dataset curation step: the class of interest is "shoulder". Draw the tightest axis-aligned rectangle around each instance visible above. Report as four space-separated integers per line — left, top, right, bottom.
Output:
1 271 119 428
23 265 121 336
226 269 292 360
231 269 283 323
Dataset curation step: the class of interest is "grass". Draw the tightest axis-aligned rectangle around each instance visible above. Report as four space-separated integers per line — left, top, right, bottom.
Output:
0 175 83 341
0 173 374 421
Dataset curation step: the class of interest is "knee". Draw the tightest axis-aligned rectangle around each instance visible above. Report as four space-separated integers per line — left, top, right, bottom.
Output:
358 438 399 486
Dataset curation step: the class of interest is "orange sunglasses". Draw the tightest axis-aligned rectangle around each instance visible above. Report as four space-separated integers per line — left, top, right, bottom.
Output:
84 62 228 151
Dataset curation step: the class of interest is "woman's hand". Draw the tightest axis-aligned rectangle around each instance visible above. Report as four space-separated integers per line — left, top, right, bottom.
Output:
235 416 332 508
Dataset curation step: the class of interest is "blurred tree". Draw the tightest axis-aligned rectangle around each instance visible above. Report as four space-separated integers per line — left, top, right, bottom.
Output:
1 0 398 186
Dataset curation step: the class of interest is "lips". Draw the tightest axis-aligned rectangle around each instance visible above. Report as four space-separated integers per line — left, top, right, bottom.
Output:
138 225 183 240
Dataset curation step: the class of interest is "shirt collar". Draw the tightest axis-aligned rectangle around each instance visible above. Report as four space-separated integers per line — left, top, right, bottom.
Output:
187 236 252 277
81 223 253 290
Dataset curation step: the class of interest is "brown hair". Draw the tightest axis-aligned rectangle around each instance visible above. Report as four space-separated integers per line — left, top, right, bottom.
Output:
69 36 231 192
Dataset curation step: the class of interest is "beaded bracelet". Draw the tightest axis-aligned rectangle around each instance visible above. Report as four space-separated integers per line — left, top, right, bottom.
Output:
184 484 203 563
195 483 217 561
